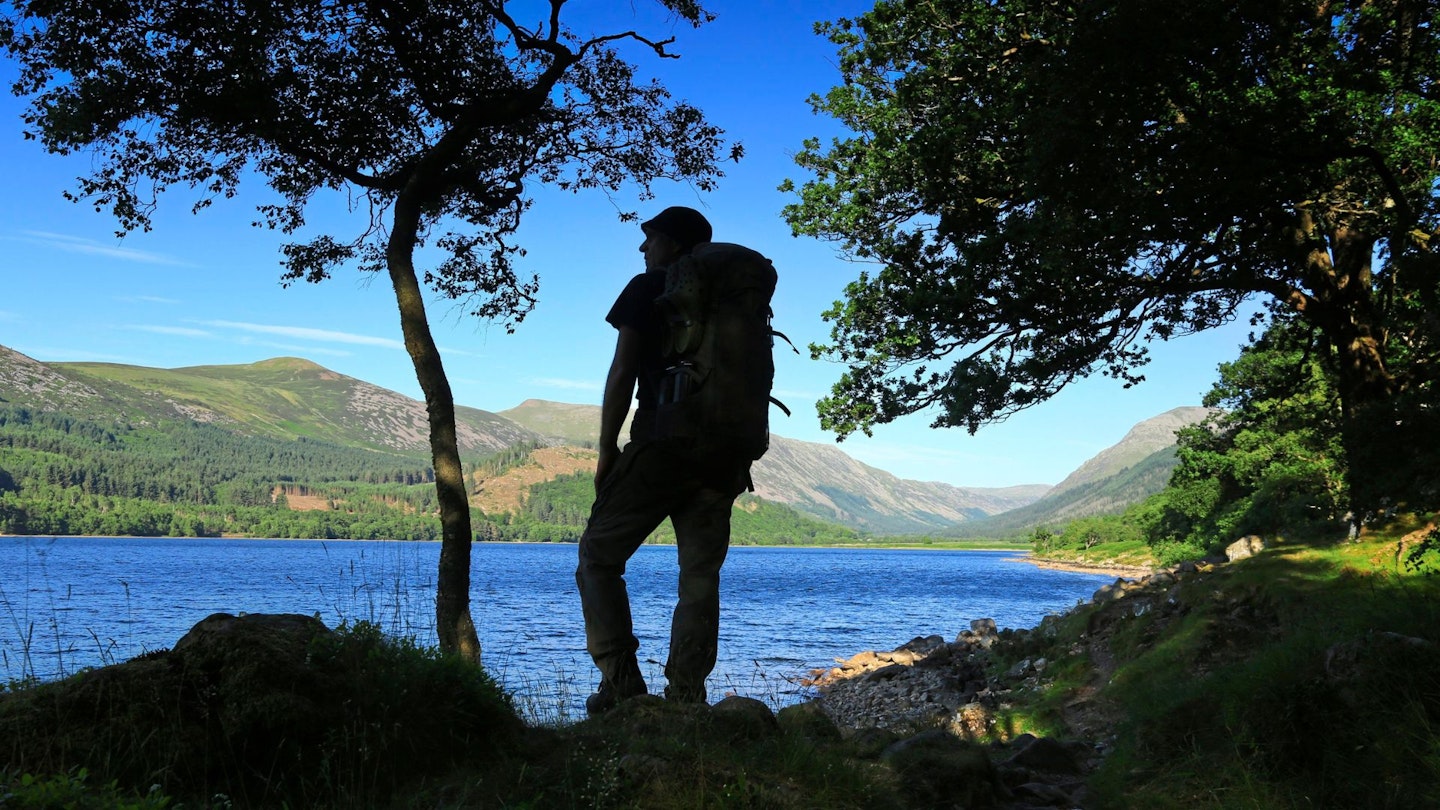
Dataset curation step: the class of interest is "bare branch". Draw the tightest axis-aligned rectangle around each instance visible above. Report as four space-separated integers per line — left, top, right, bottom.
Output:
577 30 679 60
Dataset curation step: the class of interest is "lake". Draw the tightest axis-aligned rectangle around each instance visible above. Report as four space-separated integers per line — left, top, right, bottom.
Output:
0 537 1117 720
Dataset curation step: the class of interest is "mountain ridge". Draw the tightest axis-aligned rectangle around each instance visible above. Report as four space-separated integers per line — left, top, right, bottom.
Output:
0 344 1198 535
45 356 538 457
499 398 1052 533
949 407 1213 537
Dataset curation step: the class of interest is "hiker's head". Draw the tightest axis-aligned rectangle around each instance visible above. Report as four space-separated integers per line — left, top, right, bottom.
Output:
640 206 711 270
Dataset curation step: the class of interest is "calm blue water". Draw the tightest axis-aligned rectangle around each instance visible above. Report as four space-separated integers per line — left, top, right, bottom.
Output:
0 537 1115 717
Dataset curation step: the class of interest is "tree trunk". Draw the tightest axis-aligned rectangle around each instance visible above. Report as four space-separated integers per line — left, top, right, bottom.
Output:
1332 325 1397 522
387 194 482 663
1298 221 1397 522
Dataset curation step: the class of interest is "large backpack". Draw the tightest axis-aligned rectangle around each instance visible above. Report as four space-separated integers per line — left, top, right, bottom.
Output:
653 242 790 460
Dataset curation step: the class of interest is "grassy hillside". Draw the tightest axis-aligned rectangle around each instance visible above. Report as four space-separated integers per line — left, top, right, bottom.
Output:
997 518 1440 807
51 357 538 456
1045 406 1208 497
497 398 613 446
499 399 1053 533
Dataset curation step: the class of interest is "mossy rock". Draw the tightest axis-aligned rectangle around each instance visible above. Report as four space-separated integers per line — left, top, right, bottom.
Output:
0 614 521 807
777 700 841 741
882 729 1004 808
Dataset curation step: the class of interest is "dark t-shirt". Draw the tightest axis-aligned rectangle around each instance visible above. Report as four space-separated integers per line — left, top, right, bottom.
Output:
605 271 667 412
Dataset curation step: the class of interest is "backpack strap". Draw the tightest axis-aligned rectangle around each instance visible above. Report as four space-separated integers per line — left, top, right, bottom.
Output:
767 322 798 419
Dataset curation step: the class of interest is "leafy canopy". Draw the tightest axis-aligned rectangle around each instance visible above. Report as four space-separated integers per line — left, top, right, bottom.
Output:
3 0 739 324
785 0 1440 439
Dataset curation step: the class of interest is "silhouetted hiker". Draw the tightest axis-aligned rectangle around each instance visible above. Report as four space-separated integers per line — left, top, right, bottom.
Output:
576 205 776 716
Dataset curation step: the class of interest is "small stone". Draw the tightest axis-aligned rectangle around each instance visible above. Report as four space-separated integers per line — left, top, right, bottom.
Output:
1007 736 1084 775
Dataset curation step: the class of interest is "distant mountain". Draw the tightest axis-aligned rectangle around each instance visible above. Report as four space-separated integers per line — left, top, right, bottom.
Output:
1047 406 1212 498
498 399 615 446
500 397 1050 534
755 436 1049 534
1 347 539 457
949 407 1213 538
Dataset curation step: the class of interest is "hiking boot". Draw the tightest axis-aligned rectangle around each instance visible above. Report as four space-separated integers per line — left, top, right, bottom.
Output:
663 682 707 705
585 679 646 717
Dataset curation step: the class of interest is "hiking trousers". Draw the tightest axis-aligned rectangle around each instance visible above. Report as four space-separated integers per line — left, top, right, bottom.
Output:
576 437 749 703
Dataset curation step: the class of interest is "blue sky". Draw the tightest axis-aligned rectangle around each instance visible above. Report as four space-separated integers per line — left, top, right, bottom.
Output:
0 1 1257 489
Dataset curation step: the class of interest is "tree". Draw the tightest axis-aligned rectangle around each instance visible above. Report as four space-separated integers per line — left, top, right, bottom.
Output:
784 0 1440 515
1161 313 1349 544
4 0 738 660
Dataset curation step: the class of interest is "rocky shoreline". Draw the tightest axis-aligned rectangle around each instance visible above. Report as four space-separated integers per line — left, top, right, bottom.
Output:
794 553 1236 809
800 620 1103 809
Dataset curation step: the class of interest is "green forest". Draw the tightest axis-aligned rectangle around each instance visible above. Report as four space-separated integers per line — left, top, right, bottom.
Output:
1027 314 1439 567
0 406 857 545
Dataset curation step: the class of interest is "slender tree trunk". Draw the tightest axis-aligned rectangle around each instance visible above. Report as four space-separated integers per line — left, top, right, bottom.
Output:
387 193 482 663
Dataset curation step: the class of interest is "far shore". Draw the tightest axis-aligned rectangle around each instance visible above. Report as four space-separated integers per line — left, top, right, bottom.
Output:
2 533 1032 552
5 534 1161 573
1016 555 1155 577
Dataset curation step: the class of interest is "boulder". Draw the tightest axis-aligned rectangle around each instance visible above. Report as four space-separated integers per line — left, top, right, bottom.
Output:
1004 658 1033 680
0 612 521 807
1226 535 1266 562
710 695 779 740
1324 631 1439 708
174 611 330 653
898 634 947 654
947 702 995 739
1092 577 1140 603
864 663 909 682
970 618 999 638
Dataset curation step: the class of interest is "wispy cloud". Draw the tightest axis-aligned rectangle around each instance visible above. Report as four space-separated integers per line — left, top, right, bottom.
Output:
13 230 197 267
0 310 17 322
132 325 212 338
199 320 404 350
529 377 602 392
119 294 183 305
